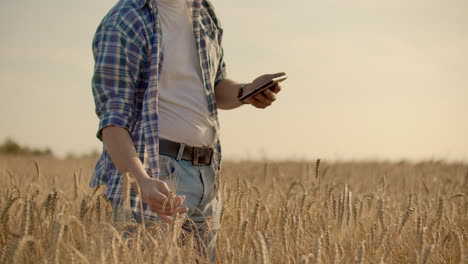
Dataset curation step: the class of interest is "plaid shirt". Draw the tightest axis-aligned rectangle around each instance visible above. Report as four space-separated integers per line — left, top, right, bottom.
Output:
90 0 226 218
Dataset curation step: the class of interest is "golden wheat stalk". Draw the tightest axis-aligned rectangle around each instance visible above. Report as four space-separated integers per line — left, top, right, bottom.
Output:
10 235 36 264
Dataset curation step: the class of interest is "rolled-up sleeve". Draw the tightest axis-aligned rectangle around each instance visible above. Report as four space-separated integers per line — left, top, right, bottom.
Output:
214 27 227 87
214 48 227 87
92 26 146 141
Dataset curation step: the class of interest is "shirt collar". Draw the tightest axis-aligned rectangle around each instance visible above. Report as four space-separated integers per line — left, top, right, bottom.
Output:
137 0 202 13
136 0 154 9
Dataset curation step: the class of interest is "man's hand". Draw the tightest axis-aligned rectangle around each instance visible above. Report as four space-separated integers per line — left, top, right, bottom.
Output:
102 126 188 222
132 177 189 222
243 72 285 109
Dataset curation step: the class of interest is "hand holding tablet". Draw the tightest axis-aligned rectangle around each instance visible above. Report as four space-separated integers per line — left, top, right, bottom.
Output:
238 73 287 107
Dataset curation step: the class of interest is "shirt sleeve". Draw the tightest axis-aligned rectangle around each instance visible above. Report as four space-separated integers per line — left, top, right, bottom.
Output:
91 26 146 141
214 47 227 87
214 27 227 87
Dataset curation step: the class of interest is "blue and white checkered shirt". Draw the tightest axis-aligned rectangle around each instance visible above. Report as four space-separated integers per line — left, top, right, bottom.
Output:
90 0 226 218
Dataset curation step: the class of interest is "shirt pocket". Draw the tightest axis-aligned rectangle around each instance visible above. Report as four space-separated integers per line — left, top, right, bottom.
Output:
158 155 177 183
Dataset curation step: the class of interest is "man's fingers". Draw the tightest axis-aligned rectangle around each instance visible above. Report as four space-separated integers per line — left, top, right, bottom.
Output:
147 193 171 210
155 180 172 196
254 97 269 108
154 206 188 215
174 195 185 207
138 178 190 216
150 201 188 214
172 206 189 214
150 197 183 211
157 207 188 222
153 206 189 219
271 84 282 94
148 194 187 213
251 101 267 109
263 89 277 101
159 195 185 211
162 195 185 209
253 93 272 106
159 214 173 222
148 190 168 204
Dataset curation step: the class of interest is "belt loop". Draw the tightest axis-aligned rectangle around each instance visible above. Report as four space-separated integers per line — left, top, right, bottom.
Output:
176 143 185 161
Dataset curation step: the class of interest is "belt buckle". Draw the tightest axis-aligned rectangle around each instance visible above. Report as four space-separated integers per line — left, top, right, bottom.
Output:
192 147 213 166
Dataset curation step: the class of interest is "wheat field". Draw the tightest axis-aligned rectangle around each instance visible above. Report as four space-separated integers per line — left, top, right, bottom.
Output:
0 155 467 263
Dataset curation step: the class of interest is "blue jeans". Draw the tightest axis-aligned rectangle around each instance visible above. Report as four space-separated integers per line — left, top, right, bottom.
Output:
115 154 221 262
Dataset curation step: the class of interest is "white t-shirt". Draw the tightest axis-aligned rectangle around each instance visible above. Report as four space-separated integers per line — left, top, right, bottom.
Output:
156 0 216 147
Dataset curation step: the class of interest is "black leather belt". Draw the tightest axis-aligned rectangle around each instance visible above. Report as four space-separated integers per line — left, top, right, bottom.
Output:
159 139 213 166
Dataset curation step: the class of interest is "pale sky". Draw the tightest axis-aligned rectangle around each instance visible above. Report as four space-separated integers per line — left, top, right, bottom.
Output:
1 0 467 161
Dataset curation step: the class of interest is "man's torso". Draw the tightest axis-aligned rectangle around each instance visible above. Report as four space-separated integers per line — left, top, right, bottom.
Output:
156 0 216 148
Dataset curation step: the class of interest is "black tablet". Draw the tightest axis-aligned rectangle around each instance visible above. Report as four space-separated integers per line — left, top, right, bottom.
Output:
239 75 288 101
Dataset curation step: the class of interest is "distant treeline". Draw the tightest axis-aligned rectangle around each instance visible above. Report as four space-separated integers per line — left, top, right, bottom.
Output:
0 138 100 159
0 138 53 156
